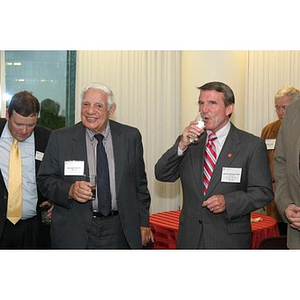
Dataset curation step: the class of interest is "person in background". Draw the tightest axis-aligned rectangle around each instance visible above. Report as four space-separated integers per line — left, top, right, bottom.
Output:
274 97 300 249
0 91 52 249
37 98 66 129
37 82 153 249
261 86 300 235
155 81 273 249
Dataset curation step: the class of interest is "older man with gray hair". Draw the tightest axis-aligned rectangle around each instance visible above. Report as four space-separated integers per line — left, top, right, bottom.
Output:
37 82 153 249
261 85 300 235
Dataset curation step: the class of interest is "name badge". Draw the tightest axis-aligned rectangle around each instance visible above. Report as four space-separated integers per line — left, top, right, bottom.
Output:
35 151 44 161
64 161 84 176
265 139 276 150
221 167 242 183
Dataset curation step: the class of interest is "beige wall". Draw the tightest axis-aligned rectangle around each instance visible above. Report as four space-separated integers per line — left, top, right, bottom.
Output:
181 51 247 131
75 51 182 213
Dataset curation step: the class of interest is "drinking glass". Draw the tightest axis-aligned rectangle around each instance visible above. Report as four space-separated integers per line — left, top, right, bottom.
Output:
85 175 97 200
41 205 52 225
189 112 205 143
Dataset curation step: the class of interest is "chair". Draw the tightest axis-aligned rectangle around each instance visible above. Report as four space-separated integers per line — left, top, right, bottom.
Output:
258 236 288 249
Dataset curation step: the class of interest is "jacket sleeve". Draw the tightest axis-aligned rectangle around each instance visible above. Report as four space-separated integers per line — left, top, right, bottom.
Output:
155 137 183 182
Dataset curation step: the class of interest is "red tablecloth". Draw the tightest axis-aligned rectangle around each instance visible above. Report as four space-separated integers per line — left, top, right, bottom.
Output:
149 210 280 249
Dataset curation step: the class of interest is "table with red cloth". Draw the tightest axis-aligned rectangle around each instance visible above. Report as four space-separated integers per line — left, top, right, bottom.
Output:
149 210 280 249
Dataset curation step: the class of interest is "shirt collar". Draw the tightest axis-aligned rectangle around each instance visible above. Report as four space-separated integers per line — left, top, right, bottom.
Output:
206 120 231 141
86 121 111 141
2 122 35 144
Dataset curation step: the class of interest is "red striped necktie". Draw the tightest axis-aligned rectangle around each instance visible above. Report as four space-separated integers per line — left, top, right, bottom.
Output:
203 132 217 195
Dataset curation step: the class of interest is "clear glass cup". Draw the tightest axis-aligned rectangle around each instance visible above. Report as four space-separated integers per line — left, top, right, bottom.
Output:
41 205 52 225
189 113 205 143
84 175 97 200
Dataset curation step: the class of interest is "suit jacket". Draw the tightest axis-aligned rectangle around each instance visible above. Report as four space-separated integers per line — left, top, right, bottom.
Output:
37 120 151 249
261 119 283 222
0 118 51 240
155 123 273 249
261 119 281 181
274 100 300 249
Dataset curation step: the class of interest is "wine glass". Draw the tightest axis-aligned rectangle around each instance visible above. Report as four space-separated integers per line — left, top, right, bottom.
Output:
189 113 205 143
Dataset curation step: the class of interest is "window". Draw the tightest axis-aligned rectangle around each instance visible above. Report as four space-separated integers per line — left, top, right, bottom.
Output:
0 50 76 128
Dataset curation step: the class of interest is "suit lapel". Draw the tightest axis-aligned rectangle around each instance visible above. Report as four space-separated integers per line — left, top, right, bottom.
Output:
110 121 124 197
185 133 207 201
191 133 206 189
34 126 48 176
0 120 7 195
71 123 89 175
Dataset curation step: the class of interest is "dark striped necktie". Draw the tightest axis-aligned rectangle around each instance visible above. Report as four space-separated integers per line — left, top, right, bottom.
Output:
94 134 111 216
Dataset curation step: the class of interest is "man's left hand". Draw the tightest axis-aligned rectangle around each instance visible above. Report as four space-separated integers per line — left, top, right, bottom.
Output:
140 227 154 246
202 194 226 214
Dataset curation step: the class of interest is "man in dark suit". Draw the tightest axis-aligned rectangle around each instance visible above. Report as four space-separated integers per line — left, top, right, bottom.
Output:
155 81 273 249
261 86 300 236
37 82 153 249
0 91 52 249
274 98 300 249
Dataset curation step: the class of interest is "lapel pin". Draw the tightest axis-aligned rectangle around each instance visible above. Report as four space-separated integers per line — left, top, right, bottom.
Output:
228 153 232 158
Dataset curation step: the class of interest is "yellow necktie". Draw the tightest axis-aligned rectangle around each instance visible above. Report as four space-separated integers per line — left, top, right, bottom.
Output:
7 139 22 225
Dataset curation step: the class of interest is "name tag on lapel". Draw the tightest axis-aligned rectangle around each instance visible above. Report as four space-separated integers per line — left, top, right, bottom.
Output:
265 139 276 150
64 161 84 176
221 167 242 183
35 151 44 161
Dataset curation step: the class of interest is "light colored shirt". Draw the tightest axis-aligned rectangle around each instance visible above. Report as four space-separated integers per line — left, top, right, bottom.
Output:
0 123 38 219
206 121 231 157
85 121 117 211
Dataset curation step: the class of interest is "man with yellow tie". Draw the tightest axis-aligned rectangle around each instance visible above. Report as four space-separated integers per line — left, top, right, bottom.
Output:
0 91 52 249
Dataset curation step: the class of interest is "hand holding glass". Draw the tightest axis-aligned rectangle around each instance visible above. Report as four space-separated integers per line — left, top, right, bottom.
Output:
189 113 205 143
41 205 52 225
85 175 97 200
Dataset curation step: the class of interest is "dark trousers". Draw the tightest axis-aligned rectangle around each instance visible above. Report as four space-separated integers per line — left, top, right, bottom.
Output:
278 222 287 236
86 214 130 249
0 216 38 249
37 224 51 249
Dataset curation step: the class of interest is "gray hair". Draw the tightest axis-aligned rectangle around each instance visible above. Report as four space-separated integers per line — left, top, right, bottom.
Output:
275 85 300 103
80 82 115 110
